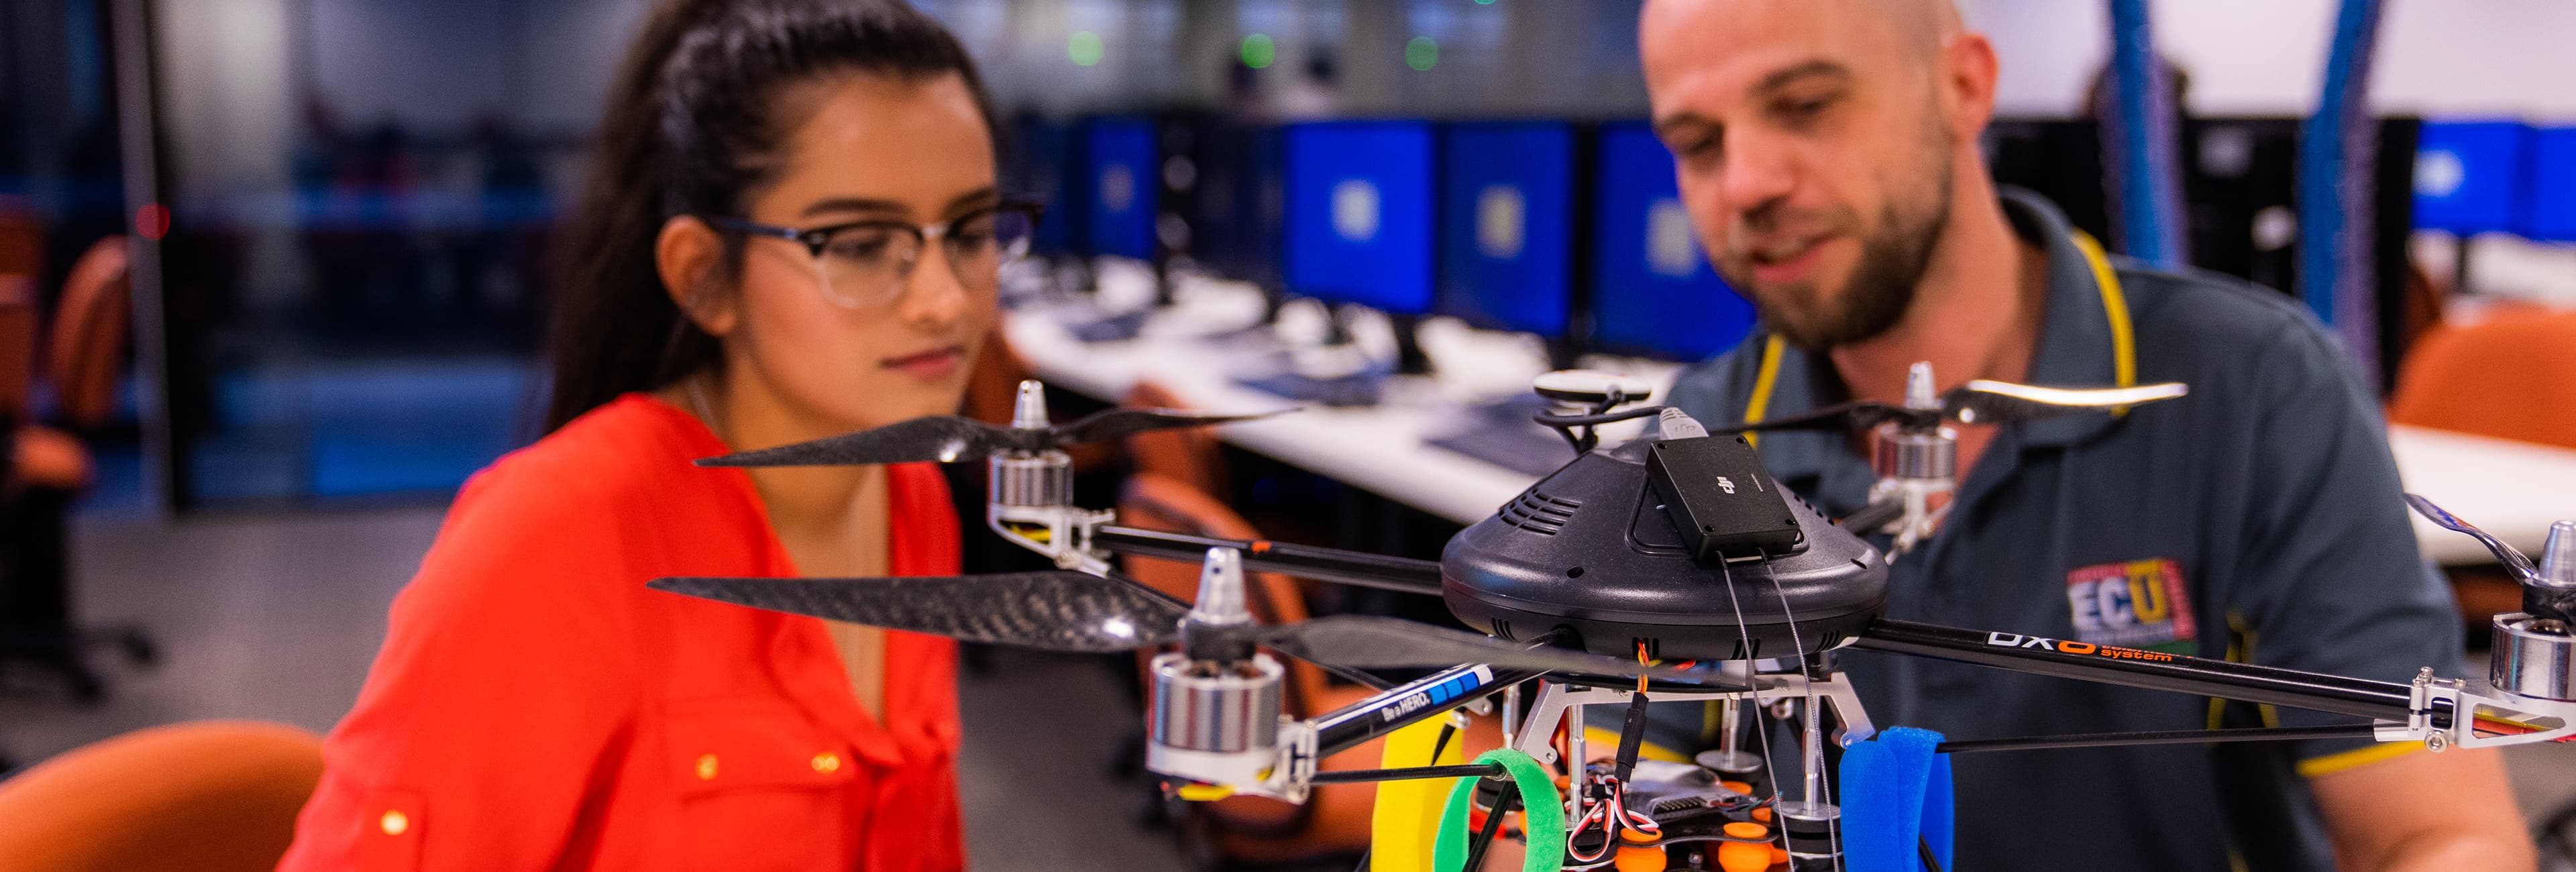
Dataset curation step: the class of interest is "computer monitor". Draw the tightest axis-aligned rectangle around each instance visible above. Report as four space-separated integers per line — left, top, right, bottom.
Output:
2413 120 2528 235
1081 116 1159 260
1283 121 1436 315
1006 113 1077 256
2526 127 2576 241
1181 119 1287 288
1588 121 1753 362
1436 121 1575 337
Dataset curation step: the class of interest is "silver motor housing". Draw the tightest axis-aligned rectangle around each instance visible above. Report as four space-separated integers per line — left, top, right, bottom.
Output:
1146 651 1285 789
2492 612 2576 702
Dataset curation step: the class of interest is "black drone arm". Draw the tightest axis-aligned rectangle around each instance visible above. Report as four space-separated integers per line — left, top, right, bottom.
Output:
1853 618 2420 722
1092 525 1447 596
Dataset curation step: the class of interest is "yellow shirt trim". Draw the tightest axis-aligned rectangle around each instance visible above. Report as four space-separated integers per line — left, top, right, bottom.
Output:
2296 740 2424 779
2069 230 2139 390
1742 335 1786 449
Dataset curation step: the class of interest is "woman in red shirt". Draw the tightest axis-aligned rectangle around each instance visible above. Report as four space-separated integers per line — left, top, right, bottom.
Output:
278 1 1022 868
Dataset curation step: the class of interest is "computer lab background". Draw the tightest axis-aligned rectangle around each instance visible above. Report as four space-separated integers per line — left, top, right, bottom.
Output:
5 0 2576 869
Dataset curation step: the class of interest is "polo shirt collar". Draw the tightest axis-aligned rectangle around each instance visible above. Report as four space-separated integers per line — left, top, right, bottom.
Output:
1741 186 2133 490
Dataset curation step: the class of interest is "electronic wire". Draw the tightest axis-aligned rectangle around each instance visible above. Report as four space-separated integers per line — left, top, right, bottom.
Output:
1770 571 1843 870
1716 562 1791 864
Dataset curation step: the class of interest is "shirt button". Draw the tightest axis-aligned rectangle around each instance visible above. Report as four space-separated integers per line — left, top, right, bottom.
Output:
379 810 410 836
812 752 842 773
695 753 719 781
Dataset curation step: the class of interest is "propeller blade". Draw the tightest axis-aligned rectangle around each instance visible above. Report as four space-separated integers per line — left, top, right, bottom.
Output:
2403 493 2541 584
1256 615 1740 686
648 571 1186 653
1050 406 1294 445
1943 380 2188 425
696 417 1032 468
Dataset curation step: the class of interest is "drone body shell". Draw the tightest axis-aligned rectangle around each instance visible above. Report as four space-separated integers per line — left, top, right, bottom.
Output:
1440 437 1888 662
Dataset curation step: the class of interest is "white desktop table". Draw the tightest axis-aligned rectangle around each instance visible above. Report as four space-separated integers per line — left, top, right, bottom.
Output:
1006 308 2575 567
2391 425 2576 566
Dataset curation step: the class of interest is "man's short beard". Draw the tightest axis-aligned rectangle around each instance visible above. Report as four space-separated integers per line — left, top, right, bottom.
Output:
1724 144 1955 351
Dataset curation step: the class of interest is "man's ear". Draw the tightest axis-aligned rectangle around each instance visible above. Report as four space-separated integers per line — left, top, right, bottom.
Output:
656 215 740 337
1939 32 2000 141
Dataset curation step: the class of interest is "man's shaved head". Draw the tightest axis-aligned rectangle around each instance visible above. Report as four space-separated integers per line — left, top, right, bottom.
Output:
1638 0 1995 350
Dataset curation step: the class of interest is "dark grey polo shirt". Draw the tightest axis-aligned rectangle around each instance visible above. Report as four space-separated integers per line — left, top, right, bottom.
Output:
1654 189 2461 872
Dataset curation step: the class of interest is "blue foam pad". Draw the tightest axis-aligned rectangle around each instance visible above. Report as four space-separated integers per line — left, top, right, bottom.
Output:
1838 726 1953 872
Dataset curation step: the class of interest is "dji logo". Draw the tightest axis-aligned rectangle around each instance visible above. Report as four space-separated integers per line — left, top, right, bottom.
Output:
1717 476 1737 494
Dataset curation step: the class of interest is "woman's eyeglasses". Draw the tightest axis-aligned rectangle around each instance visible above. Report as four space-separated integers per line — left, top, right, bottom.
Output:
706 202 1042 310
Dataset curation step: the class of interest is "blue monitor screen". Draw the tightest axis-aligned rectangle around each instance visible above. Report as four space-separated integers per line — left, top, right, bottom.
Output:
1008 115 1076 256
1285 121 1436 314
1083 117 1158 260
2414 121 2527 235
1436 122 1574 336
2527 127 2576 241
1590 121 1754 361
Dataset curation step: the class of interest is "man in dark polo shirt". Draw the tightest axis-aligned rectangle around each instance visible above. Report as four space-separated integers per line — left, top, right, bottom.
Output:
1633 1 2533 869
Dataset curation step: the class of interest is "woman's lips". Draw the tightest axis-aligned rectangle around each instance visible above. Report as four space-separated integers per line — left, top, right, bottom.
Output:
881 345 966 380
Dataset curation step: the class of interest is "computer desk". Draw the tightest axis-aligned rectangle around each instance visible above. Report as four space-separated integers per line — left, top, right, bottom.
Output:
1004 305 1610 526
2390 425 2576 566
1005 307 2575 567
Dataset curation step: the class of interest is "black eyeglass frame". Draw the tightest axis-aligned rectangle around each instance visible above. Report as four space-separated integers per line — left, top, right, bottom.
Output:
704 200 1046 260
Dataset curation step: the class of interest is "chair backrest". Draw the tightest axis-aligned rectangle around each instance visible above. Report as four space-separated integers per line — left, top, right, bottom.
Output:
1116 473 1328 714
0 203 41 280
0 274 36 421
961 319 1032 426
46 237 131 429
1122 380 1228 498
2389 309 2576 451
0 720 325 872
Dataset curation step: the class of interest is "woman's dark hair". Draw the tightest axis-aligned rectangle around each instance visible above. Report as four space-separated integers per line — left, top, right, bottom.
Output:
544 0 996 431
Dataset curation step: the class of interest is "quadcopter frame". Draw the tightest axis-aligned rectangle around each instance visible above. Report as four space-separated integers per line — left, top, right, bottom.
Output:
664 375 2576 870
965 401 2576 869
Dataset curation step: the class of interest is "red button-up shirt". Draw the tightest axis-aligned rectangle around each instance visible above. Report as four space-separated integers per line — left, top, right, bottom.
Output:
280 394 966 871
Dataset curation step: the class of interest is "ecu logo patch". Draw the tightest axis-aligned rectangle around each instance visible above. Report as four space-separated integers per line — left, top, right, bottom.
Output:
2065 559 2197 653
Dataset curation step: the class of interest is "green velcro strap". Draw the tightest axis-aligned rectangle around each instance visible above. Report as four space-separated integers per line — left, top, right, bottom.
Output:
1432 749 1564 872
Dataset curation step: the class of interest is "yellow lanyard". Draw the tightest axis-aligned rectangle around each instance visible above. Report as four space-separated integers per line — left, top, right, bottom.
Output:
1739 230 2137 436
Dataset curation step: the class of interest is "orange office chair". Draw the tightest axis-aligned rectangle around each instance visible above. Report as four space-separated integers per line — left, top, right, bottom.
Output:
1 237 152 702
1118 474 1503 865
1123 381 1230 500
961 320 1036 427
0 720 325 872
0 201 42 280
46 237 132 431
2388 307 2576 451
2387 306 2576 628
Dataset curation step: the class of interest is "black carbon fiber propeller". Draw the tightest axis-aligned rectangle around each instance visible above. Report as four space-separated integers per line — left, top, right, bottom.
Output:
651 570 1188 651
698 380 1290 468
647 571 1730 685
1715 379 2188 435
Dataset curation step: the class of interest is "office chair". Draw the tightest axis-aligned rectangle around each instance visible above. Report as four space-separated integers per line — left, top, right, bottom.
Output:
2388 306 2576 635
2389 307 2576 451
1 237 154 702
0 202 40 279
0 720 325 872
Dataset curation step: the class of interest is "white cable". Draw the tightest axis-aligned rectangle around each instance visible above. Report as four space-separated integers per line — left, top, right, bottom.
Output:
1770 574 1843 871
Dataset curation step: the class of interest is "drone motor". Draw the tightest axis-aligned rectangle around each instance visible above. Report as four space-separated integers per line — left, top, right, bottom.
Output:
2491 521 2576 704
1146 651 1287 789
1144 549 1291 792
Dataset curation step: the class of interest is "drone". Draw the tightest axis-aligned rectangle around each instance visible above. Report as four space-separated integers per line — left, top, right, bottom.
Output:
650 371 2576 871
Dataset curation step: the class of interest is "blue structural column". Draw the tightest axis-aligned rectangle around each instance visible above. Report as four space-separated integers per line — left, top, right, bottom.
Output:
2298 0 2389 384
2104 0 2188 269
